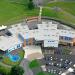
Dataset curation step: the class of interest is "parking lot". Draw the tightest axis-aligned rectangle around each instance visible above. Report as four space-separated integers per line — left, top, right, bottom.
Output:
38 49 75 75
42 54 75 75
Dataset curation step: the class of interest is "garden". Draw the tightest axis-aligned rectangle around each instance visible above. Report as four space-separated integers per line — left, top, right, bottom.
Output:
2 49 25 66
0 49 25 75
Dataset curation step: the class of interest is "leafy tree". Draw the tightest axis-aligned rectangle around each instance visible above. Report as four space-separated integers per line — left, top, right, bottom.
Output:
10 66 24 75
28 0 35 10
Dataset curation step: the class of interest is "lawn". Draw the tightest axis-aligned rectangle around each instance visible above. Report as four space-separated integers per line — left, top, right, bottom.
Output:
37 71 55 75
0 62 11 75
29 59 40 69
47 2 75 16
1 0 75 27
37 72 45 75
42 7 75 25
2 50 25 66
0 0 39 25
42 8 58 18
42 2 75 26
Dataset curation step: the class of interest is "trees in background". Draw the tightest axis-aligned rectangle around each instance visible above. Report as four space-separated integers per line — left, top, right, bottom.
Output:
10 66 24 75
28 0 35 10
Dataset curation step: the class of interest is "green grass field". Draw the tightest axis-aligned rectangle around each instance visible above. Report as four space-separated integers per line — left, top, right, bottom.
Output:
42 2 75 26
0 0 39 25
37 71 55 75
0 1 75 26
42 7 75 25
47 2 75 16
29 59 40 69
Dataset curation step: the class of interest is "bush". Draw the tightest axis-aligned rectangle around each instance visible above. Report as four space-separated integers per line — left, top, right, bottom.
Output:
37 72 45 75
29 59 39 68
10 66 24 75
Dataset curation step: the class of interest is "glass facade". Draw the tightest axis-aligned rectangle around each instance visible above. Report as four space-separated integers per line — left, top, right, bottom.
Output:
60 36 72 41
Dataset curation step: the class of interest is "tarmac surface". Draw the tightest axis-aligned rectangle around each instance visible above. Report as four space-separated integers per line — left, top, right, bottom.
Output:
20 59 34 75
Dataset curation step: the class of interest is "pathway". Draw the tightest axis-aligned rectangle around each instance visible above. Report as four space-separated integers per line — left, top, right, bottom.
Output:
38 6 43 22
20 59 34 75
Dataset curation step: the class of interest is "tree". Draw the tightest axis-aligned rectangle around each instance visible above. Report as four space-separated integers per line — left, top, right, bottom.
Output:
28 0 35 10
10 66 24 75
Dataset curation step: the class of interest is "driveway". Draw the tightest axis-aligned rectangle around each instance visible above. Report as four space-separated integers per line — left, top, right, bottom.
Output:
20 59 34 75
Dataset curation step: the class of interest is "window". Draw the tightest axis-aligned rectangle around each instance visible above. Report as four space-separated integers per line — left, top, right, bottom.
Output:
60 36 63 39
17 44 20 48
65 37 68 40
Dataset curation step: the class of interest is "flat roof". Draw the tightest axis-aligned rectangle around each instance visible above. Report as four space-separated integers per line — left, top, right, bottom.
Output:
0 35 22 51
38 21 57 30
8 23 29 35
59 29 75 38
34 29 59 40
19 30 35 39
0 21 75 50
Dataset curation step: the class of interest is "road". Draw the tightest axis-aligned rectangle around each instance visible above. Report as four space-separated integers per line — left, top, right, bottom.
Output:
20 59 34 75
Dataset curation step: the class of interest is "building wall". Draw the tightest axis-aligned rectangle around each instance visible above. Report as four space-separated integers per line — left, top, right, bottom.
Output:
28 38 34 45
7 43 22 53
72 38 75 46
59 36 74 46
23 38 34 47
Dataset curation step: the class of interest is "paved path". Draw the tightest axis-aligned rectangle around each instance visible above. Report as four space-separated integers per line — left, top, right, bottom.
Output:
38 6 43 21
61 67 74 75
20 59 34 75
